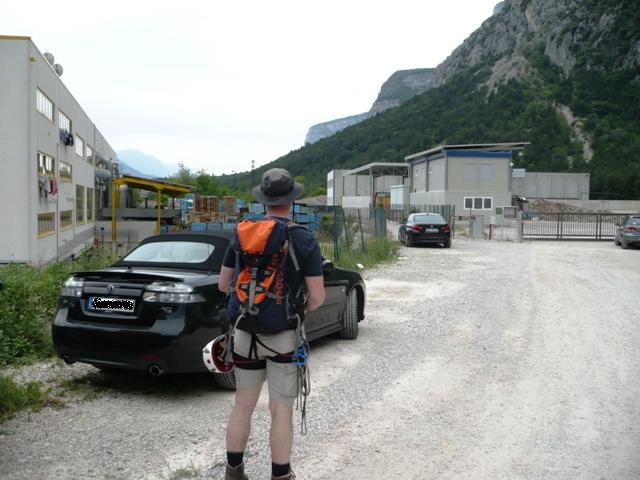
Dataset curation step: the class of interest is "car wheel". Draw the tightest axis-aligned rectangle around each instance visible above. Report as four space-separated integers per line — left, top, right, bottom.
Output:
444 239 451 248
405 233 413 247
621 239 629 249
339 288 359 339
213 371 236 390
614 237 621 246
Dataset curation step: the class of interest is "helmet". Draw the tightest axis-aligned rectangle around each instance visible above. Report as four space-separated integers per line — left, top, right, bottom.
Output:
202 334 234 373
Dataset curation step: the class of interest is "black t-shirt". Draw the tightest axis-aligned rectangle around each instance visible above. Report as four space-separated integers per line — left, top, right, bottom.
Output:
222 217 323 299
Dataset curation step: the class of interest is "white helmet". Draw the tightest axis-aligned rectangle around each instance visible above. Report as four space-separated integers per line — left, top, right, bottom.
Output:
202 334 234 373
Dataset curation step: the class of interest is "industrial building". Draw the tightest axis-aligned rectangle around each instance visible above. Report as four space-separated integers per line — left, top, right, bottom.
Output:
405 143 529 215
0 36 118 265
326 163 408 208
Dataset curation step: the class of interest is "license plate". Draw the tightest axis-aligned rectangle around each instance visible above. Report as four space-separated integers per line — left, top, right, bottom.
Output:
425 228 439 233
87 296 135 313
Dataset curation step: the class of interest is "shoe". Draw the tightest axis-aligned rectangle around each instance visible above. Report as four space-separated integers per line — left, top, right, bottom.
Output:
272 468 296 480
225 462 248 480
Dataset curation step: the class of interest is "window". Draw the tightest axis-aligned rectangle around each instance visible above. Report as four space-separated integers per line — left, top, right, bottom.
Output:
60 161 72 182
76 185 85 225
38 212 55 237
464 197 494 210
87 187 94 222
36 88 53 121
122 241 215 263
58 111 71 132
86 144 93 164
38 152 55 176
60 210 73 230
74 135 84 158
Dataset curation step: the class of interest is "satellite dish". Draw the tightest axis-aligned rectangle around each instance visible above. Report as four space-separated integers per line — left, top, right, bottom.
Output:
53 64 63 76
43 52 55 65
95 168 112 182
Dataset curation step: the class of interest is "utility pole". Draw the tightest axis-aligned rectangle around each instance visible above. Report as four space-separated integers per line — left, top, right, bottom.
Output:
250 160 255 194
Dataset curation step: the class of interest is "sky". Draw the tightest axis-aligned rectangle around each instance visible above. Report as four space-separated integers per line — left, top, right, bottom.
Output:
4 0 500 176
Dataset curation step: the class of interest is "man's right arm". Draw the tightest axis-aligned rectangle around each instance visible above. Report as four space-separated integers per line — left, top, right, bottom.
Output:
304 275 325 312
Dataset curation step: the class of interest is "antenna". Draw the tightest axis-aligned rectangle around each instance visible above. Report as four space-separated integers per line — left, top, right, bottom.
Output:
43 52 55 65
53 64 64 76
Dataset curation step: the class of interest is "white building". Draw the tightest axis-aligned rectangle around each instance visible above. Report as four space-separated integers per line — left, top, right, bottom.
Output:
326 163 408 208
405 143 529 216
0 36 117 265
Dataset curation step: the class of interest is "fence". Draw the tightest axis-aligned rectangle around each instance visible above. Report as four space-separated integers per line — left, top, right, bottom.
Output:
522 212 627 240
316 207 389 262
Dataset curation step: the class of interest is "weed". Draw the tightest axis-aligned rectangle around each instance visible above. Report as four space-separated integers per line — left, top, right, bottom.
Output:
0 375 47 422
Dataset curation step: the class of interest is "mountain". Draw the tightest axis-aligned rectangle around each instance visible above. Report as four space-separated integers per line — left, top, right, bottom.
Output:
117 150 179 179
305 113 370 145
304 68 437 144
369 68 437 115
118 161 154 179
227 0 640 200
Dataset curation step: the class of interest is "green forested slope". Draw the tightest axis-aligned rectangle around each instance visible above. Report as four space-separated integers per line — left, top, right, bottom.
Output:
225 0 640 199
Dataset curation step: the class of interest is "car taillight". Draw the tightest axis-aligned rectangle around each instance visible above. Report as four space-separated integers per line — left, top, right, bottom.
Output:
625 225 637 232
411 225 422 233
440 225 450 233
61 276 84 298
143 282 205 304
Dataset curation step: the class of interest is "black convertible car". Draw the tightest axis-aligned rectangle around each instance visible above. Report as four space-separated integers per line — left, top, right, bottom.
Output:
52 231 365 388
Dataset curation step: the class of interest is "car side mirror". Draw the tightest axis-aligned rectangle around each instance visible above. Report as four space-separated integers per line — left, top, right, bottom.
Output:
322 259 335 277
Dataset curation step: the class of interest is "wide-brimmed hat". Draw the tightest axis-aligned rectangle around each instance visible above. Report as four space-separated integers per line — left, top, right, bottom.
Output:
252 168 304 205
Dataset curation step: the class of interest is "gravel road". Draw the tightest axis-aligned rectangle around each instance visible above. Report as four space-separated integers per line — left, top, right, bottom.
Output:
2 239 639 480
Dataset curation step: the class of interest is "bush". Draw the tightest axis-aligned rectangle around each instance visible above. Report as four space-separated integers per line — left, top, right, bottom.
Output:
0 375 46 422
0 253 116 366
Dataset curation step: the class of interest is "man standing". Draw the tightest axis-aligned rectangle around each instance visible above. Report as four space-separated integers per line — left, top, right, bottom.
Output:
218 168 326 480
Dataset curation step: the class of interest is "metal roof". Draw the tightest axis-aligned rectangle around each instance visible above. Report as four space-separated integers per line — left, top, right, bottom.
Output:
343 162 409 177
404 142 531 162
112 175 192 197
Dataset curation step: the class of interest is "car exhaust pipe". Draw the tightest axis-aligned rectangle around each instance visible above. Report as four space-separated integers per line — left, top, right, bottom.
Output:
148 364 164 377
61 354 75 365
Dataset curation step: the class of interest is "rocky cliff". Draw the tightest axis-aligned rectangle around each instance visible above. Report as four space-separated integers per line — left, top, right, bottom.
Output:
304 112 369 145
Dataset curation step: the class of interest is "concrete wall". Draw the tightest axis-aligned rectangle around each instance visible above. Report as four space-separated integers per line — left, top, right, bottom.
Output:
512 172 590 200
341 196 372 209
96 220 157 245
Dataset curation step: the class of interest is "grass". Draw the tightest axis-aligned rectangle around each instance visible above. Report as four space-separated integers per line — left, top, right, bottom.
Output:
0 251 118 367
0 375 49 422
324 237 401 271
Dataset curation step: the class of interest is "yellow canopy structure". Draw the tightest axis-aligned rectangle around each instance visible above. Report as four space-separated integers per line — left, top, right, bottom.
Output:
111 175 192 241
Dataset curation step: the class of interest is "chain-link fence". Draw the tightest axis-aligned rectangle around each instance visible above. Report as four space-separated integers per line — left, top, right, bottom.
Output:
316 207 389 262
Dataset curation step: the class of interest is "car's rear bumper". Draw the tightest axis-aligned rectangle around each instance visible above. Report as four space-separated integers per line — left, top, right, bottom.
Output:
408 232 450 244
52 306 224 373
622 233 640 246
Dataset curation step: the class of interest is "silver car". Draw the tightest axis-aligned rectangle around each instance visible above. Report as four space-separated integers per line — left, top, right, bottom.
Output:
614 215 640 249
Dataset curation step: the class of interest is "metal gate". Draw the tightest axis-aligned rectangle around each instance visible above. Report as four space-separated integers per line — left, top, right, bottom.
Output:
522 212 626 240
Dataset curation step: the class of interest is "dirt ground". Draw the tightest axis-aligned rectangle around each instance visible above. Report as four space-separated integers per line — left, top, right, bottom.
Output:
1 239 639 480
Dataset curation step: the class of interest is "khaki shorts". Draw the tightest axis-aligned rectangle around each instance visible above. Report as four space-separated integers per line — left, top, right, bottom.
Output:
232 329 298 405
